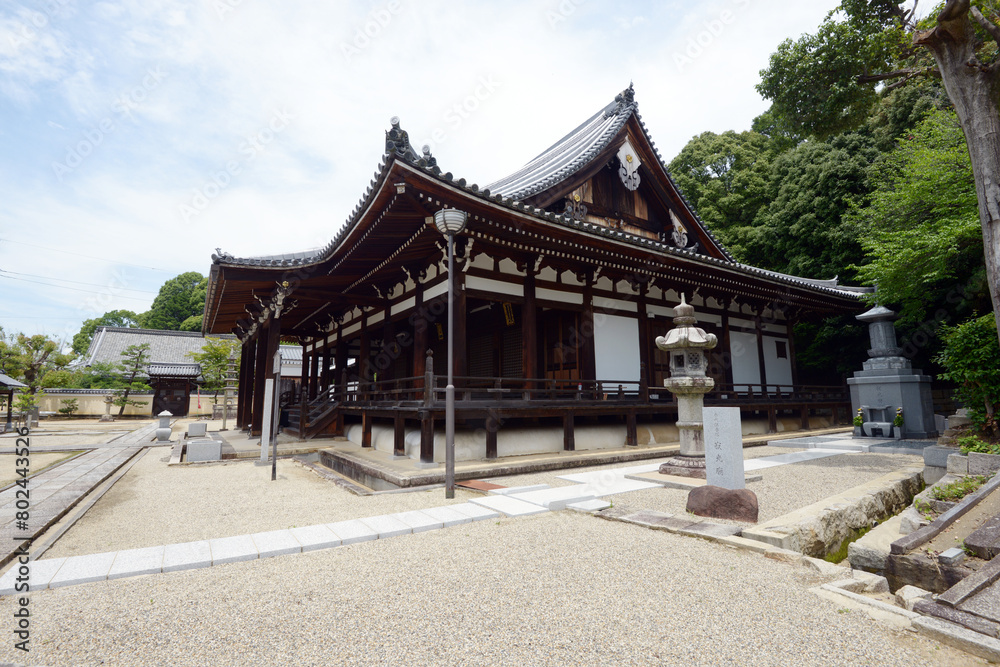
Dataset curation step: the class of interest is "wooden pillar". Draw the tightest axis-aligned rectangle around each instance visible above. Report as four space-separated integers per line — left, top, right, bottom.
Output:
452 272 467 381
626 410 637 447
300 344 310 402
309 350 320 399
787 318 800 387
580 275 596 382
361 411 372 447
755 314 769 391
637 287 650 394
238 338 254 430
254 316 281 437
486 409 499 459
381 313 396 383
321 342 332 395
420 349 435 464
335 337 348 401
563 413 575 451
522 269 538 390
359 311 371 395
721 305 734 387
412 282 427 390
393 412 405 457
251 326 268 436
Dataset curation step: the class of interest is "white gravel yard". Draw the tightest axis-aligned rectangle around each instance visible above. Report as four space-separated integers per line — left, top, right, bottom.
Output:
46 448 478 557
0 511 982 666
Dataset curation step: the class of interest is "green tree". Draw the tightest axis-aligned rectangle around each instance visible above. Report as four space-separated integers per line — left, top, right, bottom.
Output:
734 132 877 280
1 334 73 394
72 310 140 355
936 314 1000 434
188 338 240 403
179 314 203 332
140 272 207 331
851 108 988 325
668 130 776 252
112 343 151 416
757 0 1000 346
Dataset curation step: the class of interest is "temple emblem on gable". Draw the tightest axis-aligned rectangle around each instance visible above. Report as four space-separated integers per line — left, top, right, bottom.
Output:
616 139 641 191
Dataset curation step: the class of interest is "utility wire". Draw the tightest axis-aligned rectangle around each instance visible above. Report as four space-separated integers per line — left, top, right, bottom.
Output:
0 274 152 303
0 238 172 272
0 269 158 294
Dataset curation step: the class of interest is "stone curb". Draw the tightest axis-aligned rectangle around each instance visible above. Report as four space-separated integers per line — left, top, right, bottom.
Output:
913 616 1000 663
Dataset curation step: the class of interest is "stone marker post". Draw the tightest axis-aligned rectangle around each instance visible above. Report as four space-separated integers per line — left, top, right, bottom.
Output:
655 295 717 478
703 407 745 490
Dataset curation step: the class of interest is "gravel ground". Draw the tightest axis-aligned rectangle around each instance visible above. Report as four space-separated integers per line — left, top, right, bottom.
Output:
46 449 479 556
0 512 982 666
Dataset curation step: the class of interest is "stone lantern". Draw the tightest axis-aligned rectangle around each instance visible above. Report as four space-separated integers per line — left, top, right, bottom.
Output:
656 295 718 477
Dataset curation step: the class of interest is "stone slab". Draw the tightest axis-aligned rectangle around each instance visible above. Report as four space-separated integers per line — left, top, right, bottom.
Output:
703 406 744 490
358 514 412 539
209 535 259 565
186 440 222 463
420 506 472 527
622 510 696 532
677 522 743 540
507 486 596 510
940 547 967 566
108 545 164 580
744 449 851 470
938 555 1000 608
48 551 117 588
947 454 969 475
970 452 1000 476
289 524 342 552
469 495 550 517
916 599 1000 637
923 445 956 468
391 510 443 533
625 471 706 490
326 519 379 545
913 616 1000 664
848 512 904 573
162 540 212 573
896 585 933 612
251 530 302 558
448 502 501 521
187 423 208 438
489 484 550 496
957 576 1000 625
567 499 612 512
0 557 66 595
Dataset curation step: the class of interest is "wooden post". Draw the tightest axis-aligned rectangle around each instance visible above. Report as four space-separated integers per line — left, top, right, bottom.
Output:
300 345 310 402
412 282 427 393
563 413 575 451
755 314 769 392
359 312 371 398
787 317 800 387
639 362 649 403
423 349 434 405
321 342 332 396
486 409 499 459
394 411 406 457
239 338 255 430
637 287 650 394
800 405 809 430
767 406 778 434
452 272 467 381
299 389 307 438
254 315 281 438
626 411 637 447
309 349 320 399
420 409 434 463
361 411 372 448
721 304 735 387
335 339 348 401
522 269 537 394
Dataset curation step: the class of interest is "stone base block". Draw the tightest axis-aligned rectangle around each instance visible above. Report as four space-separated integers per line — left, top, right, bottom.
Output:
969 452 1000 476
686 485 758 523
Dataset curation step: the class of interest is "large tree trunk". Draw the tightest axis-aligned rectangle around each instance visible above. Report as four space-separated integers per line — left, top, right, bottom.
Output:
916 3 1000 344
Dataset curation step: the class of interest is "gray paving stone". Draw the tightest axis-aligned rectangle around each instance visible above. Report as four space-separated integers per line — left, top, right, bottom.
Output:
0 557 66 595
48 551 117 588
421 506 472 527
449 502 501 521
391 510 443 533
359 514 412 539
162 540 212 573
108 546 164 580
567 499 612 512
677 522 743 539
289 524 342 552
251 530 302 558
209 535 258 565
489 484 550 496
326 519 379 545
470 495 550 517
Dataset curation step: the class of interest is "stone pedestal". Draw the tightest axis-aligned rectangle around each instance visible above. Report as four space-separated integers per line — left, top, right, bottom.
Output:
155 410 173 442
654 296 718 478
847 305 937 439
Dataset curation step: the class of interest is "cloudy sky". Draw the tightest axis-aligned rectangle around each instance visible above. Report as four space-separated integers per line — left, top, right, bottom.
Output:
1 0 850 346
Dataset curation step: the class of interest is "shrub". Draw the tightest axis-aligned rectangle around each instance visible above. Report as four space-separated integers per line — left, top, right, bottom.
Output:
57 398 79 417
936 315 1000 436
958 434 1000 455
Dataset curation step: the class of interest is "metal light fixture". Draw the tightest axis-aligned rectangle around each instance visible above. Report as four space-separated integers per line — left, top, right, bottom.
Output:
433 208 467 499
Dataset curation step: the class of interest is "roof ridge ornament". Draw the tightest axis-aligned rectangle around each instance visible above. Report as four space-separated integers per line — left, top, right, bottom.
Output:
605 82 636 119
385 116 439 171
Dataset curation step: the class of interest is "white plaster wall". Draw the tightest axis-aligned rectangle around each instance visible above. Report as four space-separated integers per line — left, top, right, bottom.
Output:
594 314 641 383
762 335 794 390
730 331 761 387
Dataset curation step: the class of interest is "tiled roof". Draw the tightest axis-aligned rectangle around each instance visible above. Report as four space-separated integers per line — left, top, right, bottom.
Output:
147 363 202 378
0 373 26 389
82 328 236 367
211 86 864 301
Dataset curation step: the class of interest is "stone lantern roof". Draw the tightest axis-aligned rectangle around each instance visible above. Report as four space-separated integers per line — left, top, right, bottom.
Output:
655 295 718 351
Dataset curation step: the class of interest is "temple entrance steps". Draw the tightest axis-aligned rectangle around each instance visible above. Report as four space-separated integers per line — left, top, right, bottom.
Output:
284 391 340 440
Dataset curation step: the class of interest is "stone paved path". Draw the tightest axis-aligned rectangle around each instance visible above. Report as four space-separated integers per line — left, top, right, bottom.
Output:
0 421 157 567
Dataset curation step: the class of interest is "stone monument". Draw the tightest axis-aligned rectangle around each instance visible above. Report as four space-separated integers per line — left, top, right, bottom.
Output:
99 393 114 422
655 295 717 478
847 305 937 439
686 406 759 522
